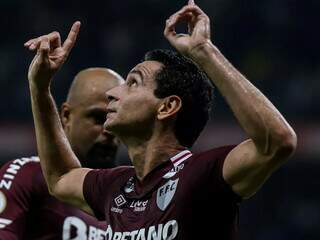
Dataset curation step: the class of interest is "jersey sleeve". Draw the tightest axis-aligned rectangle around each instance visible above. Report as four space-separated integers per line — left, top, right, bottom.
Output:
83 169 108 221
196 146 242 203
0 157 42 239
83 166 132 221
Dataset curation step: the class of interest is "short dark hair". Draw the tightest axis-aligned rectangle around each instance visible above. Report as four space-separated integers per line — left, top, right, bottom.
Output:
144 49 214 148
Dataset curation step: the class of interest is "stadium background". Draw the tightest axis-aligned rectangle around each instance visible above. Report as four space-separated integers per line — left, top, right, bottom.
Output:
0 0 319 239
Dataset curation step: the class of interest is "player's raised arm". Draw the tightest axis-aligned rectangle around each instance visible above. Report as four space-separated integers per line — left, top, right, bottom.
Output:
164 2 297 199
25 22 93 213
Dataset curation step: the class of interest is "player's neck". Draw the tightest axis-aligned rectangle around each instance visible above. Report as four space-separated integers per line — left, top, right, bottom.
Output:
125 131 186 181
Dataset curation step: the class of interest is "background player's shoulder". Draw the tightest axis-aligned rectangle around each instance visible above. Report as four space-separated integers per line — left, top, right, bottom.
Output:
0 156 41 174
0 156 42 191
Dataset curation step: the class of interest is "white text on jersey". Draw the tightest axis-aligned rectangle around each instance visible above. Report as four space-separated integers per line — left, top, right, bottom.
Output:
105 220 178 240
0 157 39 190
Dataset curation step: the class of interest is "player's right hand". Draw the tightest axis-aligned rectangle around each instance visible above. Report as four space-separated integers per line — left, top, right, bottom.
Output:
25 21 81 90
164 0 211 58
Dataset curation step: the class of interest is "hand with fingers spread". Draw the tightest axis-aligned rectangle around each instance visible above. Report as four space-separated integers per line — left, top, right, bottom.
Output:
164 0 212 57
25 21 81 90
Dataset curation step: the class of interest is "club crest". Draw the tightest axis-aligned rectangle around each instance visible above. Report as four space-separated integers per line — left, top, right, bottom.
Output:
156 179 179 211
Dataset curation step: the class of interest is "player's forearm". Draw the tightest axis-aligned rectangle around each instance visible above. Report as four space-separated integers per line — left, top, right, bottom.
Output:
190 42 297 156
29 83 81 191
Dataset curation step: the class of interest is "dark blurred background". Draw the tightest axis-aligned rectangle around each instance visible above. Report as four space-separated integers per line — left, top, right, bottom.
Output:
0 0 319 239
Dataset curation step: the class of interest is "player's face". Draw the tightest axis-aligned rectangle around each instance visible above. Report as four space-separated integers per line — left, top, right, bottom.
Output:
104 61 163 137
64 79 121 168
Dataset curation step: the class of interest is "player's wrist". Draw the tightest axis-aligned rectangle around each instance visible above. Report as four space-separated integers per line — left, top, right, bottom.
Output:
188 40 219 66
29 79 51 96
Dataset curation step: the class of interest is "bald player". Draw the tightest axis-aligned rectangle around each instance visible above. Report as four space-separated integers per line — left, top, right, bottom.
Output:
0 68 124 239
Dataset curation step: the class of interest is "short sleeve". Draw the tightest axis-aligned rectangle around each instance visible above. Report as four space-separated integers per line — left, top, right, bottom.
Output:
0 157 42 239
197 145 242 203
83 167 132 221
83 169 108 221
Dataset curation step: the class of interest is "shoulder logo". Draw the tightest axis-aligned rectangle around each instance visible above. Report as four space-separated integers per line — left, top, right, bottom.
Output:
162 150 192 179
163 164 184 179
156 179 179 211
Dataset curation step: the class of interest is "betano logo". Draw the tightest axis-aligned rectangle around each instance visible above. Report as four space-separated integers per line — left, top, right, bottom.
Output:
105 220 178 240
63 216 105 240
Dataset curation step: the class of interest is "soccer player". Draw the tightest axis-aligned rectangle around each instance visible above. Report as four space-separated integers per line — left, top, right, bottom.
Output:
25 1 297 239
0 67 124 239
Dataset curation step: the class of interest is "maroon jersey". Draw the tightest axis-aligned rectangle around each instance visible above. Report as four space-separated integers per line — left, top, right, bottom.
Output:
84 146 241 240
0 157 107 240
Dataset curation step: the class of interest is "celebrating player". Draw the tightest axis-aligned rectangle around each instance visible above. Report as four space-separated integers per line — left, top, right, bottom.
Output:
25 1 297 239
0 67 124 239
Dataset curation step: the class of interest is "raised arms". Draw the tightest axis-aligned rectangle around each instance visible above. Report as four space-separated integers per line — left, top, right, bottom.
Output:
25 22 93 213
164 1 297 199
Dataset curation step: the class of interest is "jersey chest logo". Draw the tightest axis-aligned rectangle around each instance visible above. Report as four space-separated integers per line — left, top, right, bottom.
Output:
156 179 179 211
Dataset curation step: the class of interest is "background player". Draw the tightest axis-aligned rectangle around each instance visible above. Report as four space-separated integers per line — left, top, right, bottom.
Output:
0 67 124 239
24 1 297 239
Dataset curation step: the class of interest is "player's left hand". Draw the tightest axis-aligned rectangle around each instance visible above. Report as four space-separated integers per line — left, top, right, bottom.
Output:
164 0 212 57
24 21 80 91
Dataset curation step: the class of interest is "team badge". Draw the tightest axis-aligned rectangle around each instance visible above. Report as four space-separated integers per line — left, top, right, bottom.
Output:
156 179 179 211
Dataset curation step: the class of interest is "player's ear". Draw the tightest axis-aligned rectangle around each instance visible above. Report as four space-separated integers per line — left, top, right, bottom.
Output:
157 95 182 121
60 102 72 129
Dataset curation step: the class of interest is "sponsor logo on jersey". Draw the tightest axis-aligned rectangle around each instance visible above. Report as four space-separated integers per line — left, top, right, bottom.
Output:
63 216 105 240
111 194 127 214
0 157 39 190
0 191 7 214
111 207 123 214
0 217 12 229
156 179 179 211
130 199 148 212
114 194 126 207
162 149 192 179
105 220 178 240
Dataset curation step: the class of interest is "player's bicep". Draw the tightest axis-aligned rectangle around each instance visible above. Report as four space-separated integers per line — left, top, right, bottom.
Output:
223 139 287 199
53 168 94 215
